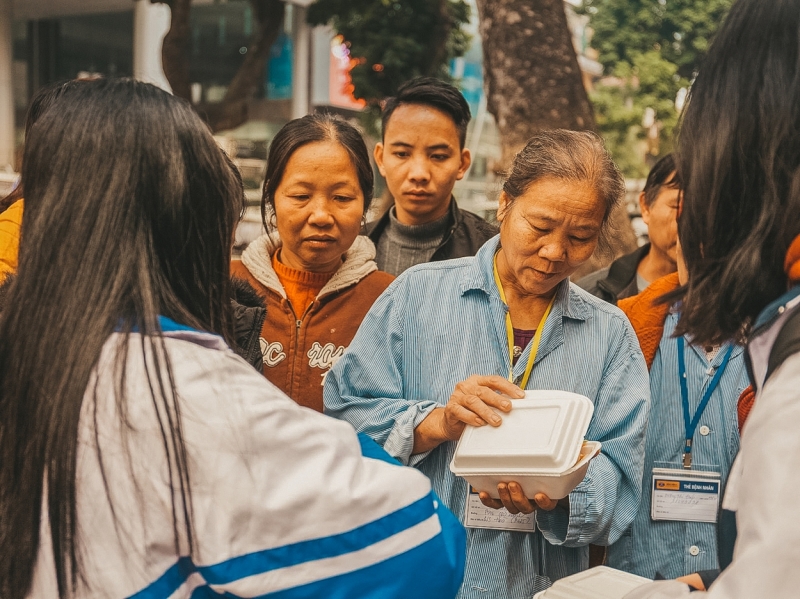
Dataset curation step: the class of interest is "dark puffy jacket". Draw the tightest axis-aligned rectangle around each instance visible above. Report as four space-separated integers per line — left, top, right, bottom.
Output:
231 277 266 370
365 198 498 263
575 244 650 305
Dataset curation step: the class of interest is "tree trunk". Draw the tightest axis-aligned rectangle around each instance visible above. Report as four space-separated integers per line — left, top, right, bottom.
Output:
475 0 635 278
476 0 595 163
204 0 285 132
154 0 285 133
158 0 192 102
427 0 455 77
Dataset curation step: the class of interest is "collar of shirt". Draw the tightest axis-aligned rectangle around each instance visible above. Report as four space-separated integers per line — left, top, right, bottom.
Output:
458 235 592 320
747 285 800 388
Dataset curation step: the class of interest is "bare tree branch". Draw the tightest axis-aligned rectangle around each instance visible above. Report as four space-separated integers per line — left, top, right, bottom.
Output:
153 0 192 101
204 0 286 132
151 0 285 132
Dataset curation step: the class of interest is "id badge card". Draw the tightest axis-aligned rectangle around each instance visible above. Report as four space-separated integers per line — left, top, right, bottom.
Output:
651 467 721 523
464 487 536 532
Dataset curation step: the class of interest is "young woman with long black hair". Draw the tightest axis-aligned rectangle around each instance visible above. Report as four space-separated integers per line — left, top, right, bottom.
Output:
0 78 465 599
626 0 800 597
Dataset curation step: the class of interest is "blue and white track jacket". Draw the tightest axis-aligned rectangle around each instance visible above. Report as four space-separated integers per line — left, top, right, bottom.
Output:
29 323 466 598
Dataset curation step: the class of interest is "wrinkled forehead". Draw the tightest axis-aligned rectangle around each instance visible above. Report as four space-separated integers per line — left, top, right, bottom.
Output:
512 178 605 225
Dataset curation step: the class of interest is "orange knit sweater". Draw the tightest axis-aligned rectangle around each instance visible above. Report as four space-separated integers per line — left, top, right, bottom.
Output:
618 272 680 370
272 252 335 317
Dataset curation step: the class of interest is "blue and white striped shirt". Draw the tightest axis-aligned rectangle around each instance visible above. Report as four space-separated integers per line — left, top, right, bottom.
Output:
324 236 650 598
606 311 748 579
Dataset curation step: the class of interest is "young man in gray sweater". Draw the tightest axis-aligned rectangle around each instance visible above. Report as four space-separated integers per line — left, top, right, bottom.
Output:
367 77 497 275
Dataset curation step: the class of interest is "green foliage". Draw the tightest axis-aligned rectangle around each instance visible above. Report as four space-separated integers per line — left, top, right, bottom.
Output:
581 0 733 176
307 0 471 104
581 0 734 80
592 51 688 177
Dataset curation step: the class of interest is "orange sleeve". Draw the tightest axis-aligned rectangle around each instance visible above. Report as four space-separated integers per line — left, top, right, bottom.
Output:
0 199 24 281
737 385 756 432
618 272 680 370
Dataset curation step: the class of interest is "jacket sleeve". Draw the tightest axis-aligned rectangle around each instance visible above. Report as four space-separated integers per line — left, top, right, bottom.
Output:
128 351 465 599
536 319 650 548
323 286 441 466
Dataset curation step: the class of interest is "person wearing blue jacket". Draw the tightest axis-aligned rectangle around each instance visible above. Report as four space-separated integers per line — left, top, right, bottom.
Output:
325 130 650 598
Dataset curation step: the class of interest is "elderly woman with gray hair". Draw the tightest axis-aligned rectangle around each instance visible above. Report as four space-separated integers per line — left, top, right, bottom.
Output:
324 129 650 598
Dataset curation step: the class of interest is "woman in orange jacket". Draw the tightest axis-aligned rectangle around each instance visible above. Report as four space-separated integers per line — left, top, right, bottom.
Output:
231 114 394 411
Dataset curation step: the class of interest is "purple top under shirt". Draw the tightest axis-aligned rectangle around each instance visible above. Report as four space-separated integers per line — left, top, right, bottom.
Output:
512 328 536 365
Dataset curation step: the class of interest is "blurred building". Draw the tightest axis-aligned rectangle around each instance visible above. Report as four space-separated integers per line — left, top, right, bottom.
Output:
0 0 606 242
0 0 358 171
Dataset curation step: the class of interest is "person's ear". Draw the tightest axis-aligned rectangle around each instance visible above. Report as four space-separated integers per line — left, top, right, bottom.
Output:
639 191 651 225
374 142 387 177
456 148 472 180
496 191 511 223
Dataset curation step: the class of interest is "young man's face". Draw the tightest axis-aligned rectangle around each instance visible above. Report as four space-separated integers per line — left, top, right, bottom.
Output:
375 104 471 226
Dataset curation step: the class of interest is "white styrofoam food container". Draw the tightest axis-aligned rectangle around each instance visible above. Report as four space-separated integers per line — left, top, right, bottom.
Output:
449 390 599 499
533 566 651 599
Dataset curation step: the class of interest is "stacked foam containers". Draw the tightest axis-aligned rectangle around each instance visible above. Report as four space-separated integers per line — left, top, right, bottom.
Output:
533 566 651 599
450 390 601 499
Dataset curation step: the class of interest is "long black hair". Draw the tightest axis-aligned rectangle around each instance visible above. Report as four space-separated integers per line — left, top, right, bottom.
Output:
675 0 800 345
0 80 87 214
0 78 244 597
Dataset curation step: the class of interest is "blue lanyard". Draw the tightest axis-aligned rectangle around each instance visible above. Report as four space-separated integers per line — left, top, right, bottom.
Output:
677 337 734 469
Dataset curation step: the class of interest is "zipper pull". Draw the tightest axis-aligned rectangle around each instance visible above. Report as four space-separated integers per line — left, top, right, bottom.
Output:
296 319 302 329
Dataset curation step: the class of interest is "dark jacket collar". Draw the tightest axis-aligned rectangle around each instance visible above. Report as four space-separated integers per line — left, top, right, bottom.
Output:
599 244 651 297
365 196 460 242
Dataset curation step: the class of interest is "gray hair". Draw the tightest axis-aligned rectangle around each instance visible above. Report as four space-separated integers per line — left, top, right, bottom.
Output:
503 129 625 228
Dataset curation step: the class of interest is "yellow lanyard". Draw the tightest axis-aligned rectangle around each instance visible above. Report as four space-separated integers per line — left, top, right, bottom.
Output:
493 254 556 389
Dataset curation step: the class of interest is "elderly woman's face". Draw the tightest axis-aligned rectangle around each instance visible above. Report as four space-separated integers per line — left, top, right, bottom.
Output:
273 141 365 273
497 177 604 296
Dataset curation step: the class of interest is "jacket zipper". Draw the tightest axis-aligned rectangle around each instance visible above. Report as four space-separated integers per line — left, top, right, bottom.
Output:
294 300 315 329
289 301 316 397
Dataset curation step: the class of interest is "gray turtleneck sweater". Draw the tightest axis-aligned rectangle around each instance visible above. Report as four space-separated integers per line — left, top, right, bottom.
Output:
374 207 452 276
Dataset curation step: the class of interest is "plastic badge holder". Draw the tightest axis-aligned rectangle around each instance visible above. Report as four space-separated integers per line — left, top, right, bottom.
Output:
449 390 599 499
532 566 651 599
